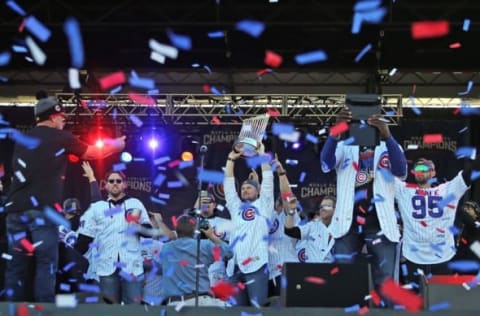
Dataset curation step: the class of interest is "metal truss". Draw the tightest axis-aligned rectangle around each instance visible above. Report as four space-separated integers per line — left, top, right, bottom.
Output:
47 93 402 126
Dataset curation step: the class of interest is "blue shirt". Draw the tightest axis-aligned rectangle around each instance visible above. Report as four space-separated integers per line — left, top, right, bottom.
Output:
160 237 231 298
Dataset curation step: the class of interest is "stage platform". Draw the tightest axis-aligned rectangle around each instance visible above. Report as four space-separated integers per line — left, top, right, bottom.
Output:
0 303 480 316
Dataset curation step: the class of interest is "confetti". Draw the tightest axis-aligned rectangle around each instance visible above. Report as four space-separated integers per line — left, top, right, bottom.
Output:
0 52 11 66
458 80 474 95
44 207 71 229
447 260 480 272
455 147 477 159
422 133 443 144
167 29 192 50
411 21 450 39
197 169 224 184
380 278 422 312
68 68 81 90
20 238 35 253
304 276 326 285
329 121 349 136
295 50 328 65
344 304 360 313
55 294 77 308
149 39 178 59
236 19 265 38
207 31 225 38
63 17 84 68
128 114 143 127
25 36 47 66
14 170 26 182
449 42 461 49
264 50 283 68
129 76 155 90
150 51 166 64
463 19 471 32
6 1 26 16
354 43 372 63
99 71 126 90
128 92 156 106
24 15 51 42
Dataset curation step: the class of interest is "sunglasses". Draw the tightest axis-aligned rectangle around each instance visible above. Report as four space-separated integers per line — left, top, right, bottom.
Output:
108 179 123 184
413 165 430 172
320 205 334 211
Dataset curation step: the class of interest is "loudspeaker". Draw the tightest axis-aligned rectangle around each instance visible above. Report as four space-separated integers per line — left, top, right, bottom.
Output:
280 262 371 307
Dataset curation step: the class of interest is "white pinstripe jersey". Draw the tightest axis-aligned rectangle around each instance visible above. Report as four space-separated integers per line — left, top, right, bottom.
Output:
224 171 274 276
78 209 99 281
268 210 300 279
395 172 469 264
78 197 151 276
295 220 334 263
322 141 405 242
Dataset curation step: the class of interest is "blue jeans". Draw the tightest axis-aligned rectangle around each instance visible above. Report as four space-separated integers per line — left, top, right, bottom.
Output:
229 264 269 306
4 210 59 302
99 269 143 304
333 226 399 300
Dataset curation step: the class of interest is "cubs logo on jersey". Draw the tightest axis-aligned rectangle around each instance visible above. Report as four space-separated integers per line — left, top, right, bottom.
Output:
269 218 280 234
297 248 307 263
378 152 390 169
213 227 227 240
241 207 256 221
356 170 369 185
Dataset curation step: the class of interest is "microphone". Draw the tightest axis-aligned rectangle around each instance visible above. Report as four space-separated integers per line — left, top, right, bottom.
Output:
199 145 208 154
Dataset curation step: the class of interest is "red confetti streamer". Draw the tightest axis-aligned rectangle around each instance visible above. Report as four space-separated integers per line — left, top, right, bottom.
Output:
213 245 221 262
449 42 461 49
179 260 189 266
358 205 367 214
370 289 381 306
380 278 423 313
241 257 253 266
128 92 156 106
267 108 280 117
356 216 366 225
33 304 44 311
420 220 428 227
358 306 369 315
210 280 238 301
17 304 30 316
171 215 178 228
20 238 34 253
212 116 221 125
352 161 359 171
436 228 445 233
54 202 63 213
256 68 271 77
203 84 211 93
429 274 476 285
411 84 416 95
423 133 443 144
411 21 450 40
18 19 26 33
167 159 181 168
460 237 468 245
305 276 326 285
330 266 339 275
99 71 126 90
264 50 283 68
0 164 5 178
329 121 349 136
452 108 461 115
281 192 294 200
237 282 245 290
67 154 80 163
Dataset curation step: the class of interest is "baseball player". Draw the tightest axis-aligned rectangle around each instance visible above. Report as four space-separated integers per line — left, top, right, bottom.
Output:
395 157 478 285
224 142 274 307
320 108 407 304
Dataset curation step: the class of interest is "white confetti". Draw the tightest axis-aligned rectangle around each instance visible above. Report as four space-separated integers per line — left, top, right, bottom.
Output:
149 39 178 59
68 68 81 89
25 36 47 65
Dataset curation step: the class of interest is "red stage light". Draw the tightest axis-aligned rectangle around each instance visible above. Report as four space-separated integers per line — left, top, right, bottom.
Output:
95 139 104 149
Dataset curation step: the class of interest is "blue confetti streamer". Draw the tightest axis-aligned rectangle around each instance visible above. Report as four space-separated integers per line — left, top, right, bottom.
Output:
6 1 26 16
354 0 382 12
167 29 192 50
246 155 270 169
305 133 318 144
272 122 295 135
153 173 166 187
85 296 99 303
344 304 360 313
55 148 65 157
167 181 183 188
447 260 480 272
64 17 85 68
455 147 476 159
458 80 474 96
208 31 224 38
129 76 155 90
11 45 27 53
150 196 167 205
179 160 194 169
24 15 51 42
236 19 265 38
299 172 306 182
44 206 71 229
354 43 372 62
437 193 455 210
210 86 222 95
379 168 393 182
463 19 471 32
354 189 368 202
78 283 100 293
295 50 328 64
197 169 224 184
30 196 39 207
0 52 11 66
471 170 480 181
103 206 122 217
343 136 355 145
112 163 126 172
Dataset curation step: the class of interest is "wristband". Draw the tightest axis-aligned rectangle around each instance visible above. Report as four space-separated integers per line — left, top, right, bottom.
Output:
278 171 287 176
227 158 235 161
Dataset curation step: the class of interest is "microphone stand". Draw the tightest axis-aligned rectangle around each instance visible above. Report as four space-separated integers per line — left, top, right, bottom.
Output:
194 145 208 307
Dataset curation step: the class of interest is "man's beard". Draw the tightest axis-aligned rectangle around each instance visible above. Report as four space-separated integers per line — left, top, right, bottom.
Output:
416 178 429 186
109 189 124 199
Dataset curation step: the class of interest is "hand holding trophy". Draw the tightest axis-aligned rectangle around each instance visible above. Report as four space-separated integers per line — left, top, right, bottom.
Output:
232 114 270 157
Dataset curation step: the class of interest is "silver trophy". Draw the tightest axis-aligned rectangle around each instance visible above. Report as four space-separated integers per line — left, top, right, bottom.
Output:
233 114 270 157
